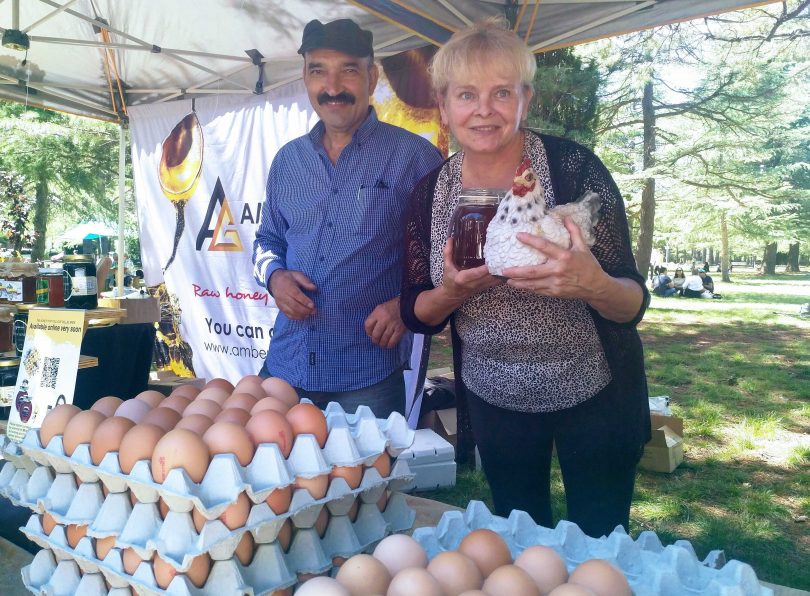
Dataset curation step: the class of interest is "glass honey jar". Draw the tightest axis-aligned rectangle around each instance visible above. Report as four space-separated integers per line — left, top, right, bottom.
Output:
450 189 504 270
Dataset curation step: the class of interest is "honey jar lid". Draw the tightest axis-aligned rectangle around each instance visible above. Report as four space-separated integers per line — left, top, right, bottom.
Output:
64 254 94 263
0 357 20 368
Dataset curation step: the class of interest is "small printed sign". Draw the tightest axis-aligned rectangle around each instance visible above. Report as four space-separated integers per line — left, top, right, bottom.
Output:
6 308 85 442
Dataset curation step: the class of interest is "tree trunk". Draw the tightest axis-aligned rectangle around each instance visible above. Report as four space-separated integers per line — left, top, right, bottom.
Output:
762 242 777 274
720 212 731 282
31 175 49 262
634 80 656 277
785 242 800 272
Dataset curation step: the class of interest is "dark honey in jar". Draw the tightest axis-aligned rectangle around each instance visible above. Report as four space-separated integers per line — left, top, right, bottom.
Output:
450 189 503 270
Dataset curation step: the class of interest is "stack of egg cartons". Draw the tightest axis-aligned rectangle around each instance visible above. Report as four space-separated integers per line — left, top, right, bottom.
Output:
0 375 415 595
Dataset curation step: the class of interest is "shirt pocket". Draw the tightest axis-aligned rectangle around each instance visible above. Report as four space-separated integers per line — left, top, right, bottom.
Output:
353 185 401 238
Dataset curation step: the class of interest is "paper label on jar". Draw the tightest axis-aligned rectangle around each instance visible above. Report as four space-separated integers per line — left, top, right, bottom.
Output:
65 273 97 298
0 385 13 407
0 279 24 303
13 320 26 354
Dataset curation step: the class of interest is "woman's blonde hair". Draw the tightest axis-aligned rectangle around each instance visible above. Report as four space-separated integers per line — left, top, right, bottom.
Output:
429 17 536 97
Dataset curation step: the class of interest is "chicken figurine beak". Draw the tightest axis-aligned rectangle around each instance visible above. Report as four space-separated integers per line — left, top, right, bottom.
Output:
512 159 537 197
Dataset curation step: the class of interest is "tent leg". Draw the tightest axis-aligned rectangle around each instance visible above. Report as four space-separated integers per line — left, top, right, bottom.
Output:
116 124 126 295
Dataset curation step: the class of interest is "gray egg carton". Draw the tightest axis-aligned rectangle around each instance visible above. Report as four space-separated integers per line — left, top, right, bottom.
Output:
21 494 414 595
411 500 773 596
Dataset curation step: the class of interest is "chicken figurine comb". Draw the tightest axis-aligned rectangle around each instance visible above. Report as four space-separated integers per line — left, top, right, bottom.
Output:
483 159 601 276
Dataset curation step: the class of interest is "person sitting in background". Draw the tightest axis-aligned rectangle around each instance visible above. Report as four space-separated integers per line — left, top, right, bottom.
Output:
672 268 686 295
682 268 710 298
699 269 714 293
652 267 678 297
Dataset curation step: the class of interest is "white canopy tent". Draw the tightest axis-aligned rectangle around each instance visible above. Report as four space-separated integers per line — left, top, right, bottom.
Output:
0 0 777 288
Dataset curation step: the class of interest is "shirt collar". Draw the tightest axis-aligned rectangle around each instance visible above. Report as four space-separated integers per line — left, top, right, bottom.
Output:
309 106 379 148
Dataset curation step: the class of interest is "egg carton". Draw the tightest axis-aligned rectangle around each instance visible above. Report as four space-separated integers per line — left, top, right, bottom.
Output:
2 433 37 473
21 549 131 596
21 495 413 595
18 412 413 516
412 500 774 596
321 402 415 463
0 459 33 506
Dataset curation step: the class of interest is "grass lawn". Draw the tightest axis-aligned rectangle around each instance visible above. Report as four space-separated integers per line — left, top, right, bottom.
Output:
420 268 810 590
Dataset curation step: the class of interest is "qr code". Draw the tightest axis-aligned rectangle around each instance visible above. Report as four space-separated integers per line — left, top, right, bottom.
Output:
41 357 60 389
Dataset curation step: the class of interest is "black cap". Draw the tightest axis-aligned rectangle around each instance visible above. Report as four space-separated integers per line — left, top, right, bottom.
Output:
298 19 374 58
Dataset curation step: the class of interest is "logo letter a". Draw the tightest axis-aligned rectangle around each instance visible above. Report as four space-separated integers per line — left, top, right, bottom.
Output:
196 177 243 252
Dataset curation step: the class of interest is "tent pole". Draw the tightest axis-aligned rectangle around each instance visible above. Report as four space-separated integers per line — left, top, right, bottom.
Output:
116 124 126 295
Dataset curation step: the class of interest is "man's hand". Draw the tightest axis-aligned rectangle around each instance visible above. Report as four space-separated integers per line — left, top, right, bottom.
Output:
269 269 317 320
364 297 406 349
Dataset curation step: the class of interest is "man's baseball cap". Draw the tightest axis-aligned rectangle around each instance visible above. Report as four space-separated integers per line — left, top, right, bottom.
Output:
298 19 374 58
698 268 706 273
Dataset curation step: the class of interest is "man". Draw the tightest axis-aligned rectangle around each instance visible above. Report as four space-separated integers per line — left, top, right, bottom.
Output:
253 19 443 417
682 268 709 298
652 266 677 297
699 268 715 293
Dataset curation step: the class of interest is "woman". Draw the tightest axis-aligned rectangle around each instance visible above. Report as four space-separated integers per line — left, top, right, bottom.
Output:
401 20 650 537
672 267 686 295
681 268 708 298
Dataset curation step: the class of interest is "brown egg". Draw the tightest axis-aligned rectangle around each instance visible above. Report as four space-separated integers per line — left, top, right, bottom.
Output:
215 408 251 426
66 524 87 548
568 560 631 596
329 464 363 489
90 396 124 417
514 546 568 593
154 553 211 589
95 535 116 560
286 403 328 447
170 384 201 400
90 416 135 465
39 403 81 448
142 407 182 432
159 497 170 519
427 550 483 595
237 374 264 386
194 386 230 406
458 529 512 578
182 398 222 419
205 377 234 393
119 424 165 474
458 591 489 596
245 410 294 457
295 474 329 500
234 531 255 565
482 565 540 596
123 547 147 575
152 429 210 483
332 556 348 568
232 381 265 402
134 390 165 408
218 492 251 530
175 414 214 435
41 512 58 535
370 452 391 478
250 396 290 416
314 506 329 537
266 485 293 515
191 507 207 532
373 534 428 577
202 422 255 466
115 399 153 424
223 392 258 412
294 576 350 595
63 410 107 456
335 554 391 595
387 568 443 596
159 394 191 415
261 377 299 407
548 585 597 596
277 519 292 551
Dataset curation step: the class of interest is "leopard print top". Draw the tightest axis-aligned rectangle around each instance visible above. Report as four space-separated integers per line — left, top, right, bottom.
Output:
423 133 611 413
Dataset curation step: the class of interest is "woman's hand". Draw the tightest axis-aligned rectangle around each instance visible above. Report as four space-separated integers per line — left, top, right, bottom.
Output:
502 217 607 300
441 236 503 301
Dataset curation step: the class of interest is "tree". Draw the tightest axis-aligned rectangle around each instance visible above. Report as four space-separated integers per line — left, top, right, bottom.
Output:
0 170 35 252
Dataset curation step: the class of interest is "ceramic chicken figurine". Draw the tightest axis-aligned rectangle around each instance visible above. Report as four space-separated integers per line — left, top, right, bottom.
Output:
483 159 601 276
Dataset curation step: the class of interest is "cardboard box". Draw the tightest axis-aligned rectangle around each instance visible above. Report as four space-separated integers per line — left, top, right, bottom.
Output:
639 425 684 473
98 296 159 325
399 429 456 491
651 412 683 437
432 407 457 448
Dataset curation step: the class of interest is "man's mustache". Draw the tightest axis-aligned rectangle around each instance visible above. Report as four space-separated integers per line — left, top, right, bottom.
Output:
318 92 356 105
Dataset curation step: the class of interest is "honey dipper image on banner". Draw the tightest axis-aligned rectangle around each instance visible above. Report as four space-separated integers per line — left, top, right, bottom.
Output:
159 110 204 272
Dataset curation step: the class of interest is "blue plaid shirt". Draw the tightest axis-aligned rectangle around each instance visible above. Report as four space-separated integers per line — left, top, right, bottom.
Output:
253 108 443 391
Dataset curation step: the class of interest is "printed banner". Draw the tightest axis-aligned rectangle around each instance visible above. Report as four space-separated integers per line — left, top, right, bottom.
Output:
6 308 84 442
129 50 443 425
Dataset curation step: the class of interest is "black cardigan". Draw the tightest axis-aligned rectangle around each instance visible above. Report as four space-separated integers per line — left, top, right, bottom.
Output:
401 131 651 461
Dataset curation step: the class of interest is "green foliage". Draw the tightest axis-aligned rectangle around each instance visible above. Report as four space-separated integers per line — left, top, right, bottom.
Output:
0 169 35 251
526 48 602 148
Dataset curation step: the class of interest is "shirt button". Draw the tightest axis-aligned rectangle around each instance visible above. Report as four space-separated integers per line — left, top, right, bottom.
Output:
327 222 333 228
